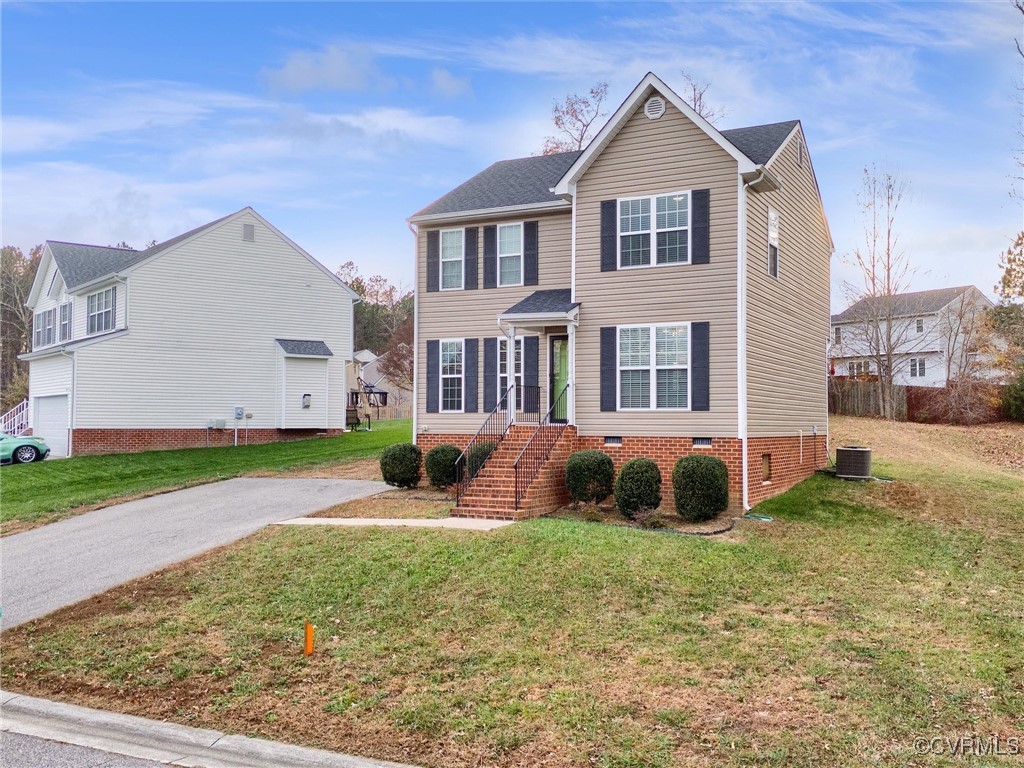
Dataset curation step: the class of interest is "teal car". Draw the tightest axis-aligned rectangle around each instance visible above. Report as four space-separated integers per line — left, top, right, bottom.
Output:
0 432 51 465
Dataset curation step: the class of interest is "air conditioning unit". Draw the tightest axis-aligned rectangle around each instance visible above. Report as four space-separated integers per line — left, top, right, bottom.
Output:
835 446 872 480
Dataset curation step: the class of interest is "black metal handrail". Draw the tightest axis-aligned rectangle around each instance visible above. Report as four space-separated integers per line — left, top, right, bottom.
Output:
454 384 514 503
512 384 570 509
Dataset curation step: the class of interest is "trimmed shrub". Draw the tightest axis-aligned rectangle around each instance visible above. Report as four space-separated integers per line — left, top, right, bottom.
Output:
425 443 462 489
466 440 497 478
615 457 662 519
1003 370 1024 422
565 450 615 504
380 443 422 489
673 455 729 522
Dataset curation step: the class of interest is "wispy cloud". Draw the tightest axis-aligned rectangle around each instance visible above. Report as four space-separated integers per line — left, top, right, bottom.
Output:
263 44 394 93
431 67 471 100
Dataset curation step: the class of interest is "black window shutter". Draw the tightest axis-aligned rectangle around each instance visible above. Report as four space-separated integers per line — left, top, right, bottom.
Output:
483 226 497 289
600 200 617 272
691 322 710 411
426 231 440 292
691 189 710 265
483 337 497 412
524 336 539 412
600 327 617 411
524 221 539 286
464 228 478 290
464 338 479 412
425 339 439 413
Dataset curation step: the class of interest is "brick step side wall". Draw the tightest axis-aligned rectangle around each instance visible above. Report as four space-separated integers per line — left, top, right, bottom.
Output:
72 427 344 456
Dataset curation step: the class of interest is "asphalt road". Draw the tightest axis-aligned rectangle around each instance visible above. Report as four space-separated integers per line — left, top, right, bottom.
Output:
0 478 388 629
0 731 163 768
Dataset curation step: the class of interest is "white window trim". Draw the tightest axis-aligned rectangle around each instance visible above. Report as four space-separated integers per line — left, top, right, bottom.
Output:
617 191 692 270
59 301 73 342
33 308 57 349
439 338 465 413
910 357 926 378
767 206 780 280
497 335 524 407
439 228 465 292
915 318 924 334
496 222 524 287
616 322 692 411
87 286 116 335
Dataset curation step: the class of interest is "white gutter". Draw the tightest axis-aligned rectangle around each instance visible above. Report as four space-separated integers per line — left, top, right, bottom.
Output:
408 199 569 226
408 221 420 441
738 168 766 511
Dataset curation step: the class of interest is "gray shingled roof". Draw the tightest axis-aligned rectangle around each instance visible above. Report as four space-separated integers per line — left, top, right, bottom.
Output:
47 212 235 290
720 121 799 166
502 289 578 316
412 118 800 220
831 287 974 324
276 339 334 356
413 151 582 219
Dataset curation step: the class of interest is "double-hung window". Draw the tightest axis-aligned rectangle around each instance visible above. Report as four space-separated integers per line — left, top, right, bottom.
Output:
59 302 72 341
498 337 523 409
618 324 690 410
767 208 780 278
33 308 56 349
619 191 690 268
850 361 871 376
440 229 463 290
87 287 116 335
915 318 924 334
440 340 464 412
497 223 523 286
909 358 926 378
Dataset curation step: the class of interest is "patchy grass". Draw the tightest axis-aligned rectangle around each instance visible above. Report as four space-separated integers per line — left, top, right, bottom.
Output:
311 490 451 520
1 420 411 534
2 417 1022 767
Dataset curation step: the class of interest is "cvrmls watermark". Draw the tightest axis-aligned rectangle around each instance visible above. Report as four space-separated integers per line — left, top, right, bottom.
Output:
913 736 1021 757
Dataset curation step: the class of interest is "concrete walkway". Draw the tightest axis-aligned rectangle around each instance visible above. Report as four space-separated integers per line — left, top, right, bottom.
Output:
1 689 416 768
277 516 514 530
1 478 388 629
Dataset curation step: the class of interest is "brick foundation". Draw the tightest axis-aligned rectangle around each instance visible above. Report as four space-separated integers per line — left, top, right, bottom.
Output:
71 427 345 456
418 429 827 515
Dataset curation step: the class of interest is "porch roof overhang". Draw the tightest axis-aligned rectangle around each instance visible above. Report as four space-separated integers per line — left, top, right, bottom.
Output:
498 289 580 329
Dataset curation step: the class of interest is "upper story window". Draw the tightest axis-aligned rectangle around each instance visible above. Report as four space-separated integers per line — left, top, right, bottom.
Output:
850 361 872 376
87 287 116 335
440 339 464 412
767 208 780 279
618 323 689 410
909 358 926 378
33 308 56 350
59 302 72 342
834 326 842 345
497 223 523 286
916 318 924 334
440 229 463 290
619 191 690 268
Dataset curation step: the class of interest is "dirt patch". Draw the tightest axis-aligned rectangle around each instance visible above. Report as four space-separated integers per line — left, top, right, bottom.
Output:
311 494 451 520
247 458 383 480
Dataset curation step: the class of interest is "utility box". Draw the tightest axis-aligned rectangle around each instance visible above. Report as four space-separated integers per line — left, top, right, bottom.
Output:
234 406 244 420
301 393 311 409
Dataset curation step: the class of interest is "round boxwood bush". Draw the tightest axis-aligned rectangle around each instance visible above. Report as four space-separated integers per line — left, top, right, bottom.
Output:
615 457 662 519
466 440 497 478
380 442 422 489
425 443 462 489
565 450 614 504
673 455 729 522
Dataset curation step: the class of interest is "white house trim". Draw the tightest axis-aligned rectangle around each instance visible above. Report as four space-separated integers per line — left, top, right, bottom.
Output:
408 200 569 226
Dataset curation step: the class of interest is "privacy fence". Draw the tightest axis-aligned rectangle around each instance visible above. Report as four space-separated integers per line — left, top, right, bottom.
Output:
829 377 1005 424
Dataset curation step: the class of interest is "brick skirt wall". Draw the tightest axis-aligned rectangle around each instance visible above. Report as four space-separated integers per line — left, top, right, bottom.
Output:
747 434 828 507
414 432 472 453
72 427 344 456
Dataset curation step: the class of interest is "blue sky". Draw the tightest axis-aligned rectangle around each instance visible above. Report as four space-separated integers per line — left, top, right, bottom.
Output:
2 1 1021 310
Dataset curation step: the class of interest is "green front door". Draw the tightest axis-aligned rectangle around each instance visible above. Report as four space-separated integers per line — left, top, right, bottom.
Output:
550 335 569 423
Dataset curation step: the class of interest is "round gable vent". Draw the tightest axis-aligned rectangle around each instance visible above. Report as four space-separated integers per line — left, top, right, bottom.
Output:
644 95 666 120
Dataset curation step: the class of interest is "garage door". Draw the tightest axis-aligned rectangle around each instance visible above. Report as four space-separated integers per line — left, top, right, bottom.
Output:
34 395 69 458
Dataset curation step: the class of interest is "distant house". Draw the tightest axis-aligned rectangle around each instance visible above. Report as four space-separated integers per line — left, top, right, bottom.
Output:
347 347 412 413
830 286 996 388
19 208 357 456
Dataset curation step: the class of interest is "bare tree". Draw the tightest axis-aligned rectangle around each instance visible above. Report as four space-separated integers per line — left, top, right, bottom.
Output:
1 245 42 411
841 165 914 419
937 289 992 382
680 70 725 124
541 82 608 155
375 314 413 405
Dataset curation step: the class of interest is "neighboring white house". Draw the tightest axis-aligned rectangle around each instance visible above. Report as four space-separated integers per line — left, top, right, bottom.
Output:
19 207 358 457
830 286 996 388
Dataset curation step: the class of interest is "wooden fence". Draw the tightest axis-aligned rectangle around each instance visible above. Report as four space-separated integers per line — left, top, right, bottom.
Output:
366 405 412 421
828 378 907 420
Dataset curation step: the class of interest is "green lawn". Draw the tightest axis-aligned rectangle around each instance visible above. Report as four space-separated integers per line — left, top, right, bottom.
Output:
1 419 410 531
3 418 1021 768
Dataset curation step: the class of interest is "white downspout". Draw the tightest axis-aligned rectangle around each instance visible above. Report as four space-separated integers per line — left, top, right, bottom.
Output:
738 170 765 511
59 348 76 457
408 221 419 441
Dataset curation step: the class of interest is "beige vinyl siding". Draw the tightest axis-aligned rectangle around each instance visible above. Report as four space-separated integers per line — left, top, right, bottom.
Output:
72 211 351 429
745 128 831 437
573 95 740 437
27 354 73 431
416 211 570 434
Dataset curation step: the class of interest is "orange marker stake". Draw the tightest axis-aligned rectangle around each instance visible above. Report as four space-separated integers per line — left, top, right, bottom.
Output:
304 621 314 656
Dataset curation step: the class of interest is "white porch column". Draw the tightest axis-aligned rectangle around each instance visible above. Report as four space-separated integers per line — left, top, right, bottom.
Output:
567 322 576 425
506 323 516 427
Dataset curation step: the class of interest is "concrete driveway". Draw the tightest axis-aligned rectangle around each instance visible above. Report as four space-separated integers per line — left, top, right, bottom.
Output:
1 478 388 629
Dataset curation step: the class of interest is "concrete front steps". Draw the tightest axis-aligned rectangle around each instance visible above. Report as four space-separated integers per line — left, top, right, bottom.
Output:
453 425 576 520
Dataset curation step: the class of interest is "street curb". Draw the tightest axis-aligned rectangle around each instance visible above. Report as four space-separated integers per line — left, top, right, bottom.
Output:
0 689 418 768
